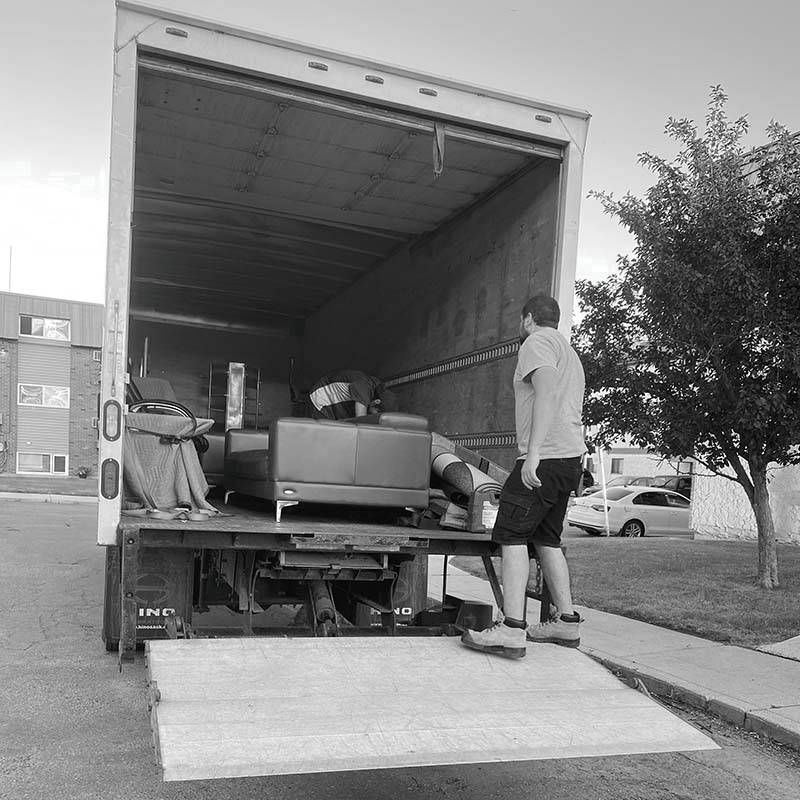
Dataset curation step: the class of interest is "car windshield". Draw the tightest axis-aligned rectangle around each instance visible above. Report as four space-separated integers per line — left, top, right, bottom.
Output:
651 476 676 487
601 488 636 501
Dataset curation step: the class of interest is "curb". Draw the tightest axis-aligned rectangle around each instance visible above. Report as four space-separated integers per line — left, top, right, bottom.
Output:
585 650 800 753
0 492 97 505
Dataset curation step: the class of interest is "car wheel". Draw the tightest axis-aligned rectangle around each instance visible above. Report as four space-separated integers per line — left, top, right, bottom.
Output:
620 519 645 538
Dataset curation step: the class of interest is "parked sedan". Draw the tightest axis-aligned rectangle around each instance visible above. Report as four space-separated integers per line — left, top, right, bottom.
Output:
650 474 693 499
581 475 652 496
567 486 692 537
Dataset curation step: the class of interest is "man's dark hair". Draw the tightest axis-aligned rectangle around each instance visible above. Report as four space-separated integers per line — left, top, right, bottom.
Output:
521 294 560 329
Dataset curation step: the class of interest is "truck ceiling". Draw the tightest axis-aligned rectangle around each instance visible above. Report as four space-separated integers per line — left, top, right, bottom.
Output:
131 57 564 329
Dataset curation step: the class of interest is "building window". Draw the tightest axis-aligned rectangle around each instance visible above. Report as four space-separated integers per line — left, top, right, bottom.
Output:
18 384 70 408
611 458 624 474
19 314 71 342
17 453 68 475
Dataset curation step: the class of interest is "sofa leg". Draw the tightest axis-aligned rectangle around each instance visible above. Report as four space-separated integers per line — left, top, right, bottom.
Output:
276 500 299 522
224 490 234 505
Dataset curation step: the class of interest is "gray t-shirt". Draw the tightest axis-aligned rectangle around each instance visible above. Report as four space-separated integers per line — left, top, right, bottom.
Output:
514 327 585 459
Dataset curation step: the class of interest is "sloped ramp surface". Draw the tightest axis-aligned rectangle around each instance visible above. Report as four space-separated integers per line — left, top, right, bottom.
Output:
145 637 717 781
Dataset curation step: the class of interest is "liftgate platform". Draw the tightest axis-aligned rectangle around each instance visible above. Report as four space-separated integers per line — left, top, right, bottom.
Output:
145 637 717 781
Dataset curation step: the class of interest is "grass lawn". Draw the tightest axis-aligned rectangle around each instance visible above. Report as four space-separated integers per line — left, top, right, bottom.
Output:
451 537 800 648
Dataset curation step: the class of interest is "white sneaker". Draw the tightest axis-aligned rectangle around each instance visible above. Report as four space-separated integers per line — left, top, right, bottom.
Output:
526 614 581 648
461 620 526 659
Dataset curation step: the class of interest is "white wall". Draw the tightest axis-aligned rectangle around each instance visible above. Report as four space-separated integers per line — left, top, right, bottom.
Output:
692 465 800 544
590 451 684 480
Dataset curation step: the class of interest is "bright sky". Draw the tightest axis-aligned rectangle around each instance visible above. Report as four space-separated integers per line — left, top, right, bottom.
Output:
2 0 799 303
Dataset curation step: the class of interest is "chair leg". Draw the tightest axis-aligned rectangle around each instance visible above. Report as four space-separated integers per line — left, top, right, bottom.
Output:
275 500 299 522
224 490 234 504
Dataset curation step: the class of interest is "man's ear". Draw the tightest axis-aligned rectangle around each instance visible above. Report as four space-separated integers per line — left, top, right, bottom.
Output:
522 312 535 332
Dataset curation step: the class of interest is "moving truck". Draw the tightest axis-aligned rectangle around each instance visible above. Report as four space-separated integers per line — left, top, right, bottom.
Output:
98 1 590 659
90 3 719 783
99 0 590 660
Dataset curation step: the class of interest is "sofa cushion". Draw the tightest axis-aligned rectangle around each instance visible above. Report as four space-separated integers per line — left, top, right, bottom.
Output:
269 418 357 485
225 428 269 457
353 426 431 489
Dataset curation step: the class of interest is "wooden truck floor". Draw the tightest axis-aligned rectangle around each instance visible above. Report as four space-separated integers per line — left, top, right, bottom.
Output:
120 503 494 549
145 637 718 781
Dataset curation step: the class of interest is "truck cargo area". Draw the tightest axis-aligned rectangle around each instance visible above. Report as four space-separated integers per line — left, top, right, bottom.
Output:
127 55 564 451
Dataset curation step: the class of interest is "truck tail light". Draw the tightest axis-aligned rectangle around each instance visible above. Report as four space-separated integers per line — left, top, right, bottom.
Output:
101 459 120 500
103 400 121 441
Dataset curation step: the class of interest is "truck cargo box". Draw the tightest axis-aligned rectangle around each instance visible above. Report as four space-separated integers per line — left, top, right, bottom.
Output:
98 2 590 544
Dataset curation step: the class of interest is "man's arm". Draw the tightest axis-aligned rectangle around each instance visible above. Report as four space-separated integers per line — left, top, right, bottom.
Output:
349 374 377 417
521 366 557 489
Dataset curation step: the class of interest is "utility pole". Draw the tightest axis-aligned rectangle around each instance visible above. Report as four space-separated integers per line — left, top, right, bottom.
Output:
7 245 11 292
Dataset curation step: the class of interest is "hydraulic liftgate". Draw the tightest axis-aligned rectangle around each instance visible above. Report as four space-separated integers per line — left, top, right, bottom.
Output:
145 637 717 782
111 519 716 779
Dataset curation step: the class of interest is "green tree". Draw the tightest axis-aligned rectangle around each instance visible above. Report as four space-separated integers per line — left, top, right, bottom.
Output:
575 87 800 589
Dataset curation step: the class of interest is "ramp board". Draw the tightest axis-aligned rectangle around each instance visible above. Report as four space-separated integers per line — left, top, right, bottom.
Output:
145 637 717 782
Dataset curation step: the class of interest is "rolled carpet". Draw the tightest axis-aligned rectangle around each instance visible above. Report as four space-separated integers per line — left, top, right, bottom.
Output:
430 451 502 505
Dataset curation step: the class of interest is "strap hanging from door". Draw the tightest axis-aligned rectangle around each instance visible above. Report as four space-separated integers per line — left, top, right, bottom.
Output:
433 122 446 178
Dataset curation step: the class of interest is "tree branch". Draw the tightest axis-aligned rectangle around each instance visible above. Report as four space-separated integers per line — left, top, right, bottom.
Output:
716 431 754 501
691 455 741 484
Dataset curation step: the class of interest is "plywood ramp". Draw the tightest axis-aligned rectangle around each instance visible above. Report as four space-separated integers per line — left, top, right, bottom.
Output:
145 637 717 782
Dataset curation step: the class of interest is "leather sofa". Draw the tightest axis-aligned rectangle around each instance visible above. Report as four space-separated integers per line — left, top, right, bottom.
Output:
224 413 431 520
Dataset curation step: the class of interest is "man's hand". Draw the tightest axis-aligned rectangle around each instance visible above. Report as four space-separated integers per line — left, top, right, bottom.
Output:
521 453 541 489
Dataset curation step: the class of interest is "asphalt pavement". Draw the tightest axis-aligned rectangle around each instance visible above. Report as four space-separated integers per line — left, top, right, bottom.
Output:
2 500 799 800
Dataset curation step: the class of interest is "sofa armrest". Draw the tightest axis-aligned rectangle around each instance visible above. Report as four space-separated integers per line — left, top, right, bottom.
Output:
342 412 429 432
225 428 269 458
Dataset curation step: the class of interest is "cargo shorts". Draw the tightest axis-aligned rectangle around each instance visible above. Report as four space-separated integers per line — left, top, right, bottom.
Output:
492 457 582 549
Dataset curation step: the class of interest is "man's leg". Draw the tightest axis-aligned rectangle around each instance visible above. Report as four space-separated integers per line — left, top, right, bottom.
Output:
525 465 582 647
531 543 574 617
500 544 530 621
460 462 539 659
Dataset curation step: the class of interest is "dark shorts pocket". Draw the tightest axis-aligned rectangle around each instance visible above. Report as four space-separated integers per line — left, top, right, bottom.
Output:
495 489 544 535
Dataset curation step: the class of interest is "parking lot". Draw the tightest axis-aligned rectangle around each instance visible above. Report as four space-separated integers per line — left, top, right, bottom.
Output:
2 499 799 800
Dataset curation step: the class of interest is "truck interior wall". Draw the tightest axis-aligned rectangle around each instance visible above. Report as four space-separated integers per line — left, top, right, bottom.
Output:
302 160 560 464
128 321 299 420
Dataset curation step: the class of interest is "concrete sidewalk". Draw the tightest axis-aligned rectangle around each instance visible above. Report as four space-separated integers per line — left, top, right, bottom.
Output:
0 474 98 504
427 556 800 752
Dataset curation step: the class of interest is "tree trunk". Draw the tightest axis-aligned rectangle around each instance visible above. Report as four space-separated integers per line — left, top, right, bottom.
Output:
748 460 779 589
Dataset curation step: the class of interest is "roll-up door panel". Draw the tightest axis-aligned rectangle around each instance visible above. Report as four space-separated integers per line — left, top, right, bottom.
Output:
18 342 71 385
17 407 70 452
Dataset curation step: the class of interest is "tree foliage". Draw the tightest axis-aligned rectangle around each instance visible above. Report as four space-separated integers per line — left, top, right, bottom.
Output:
574 87 800 588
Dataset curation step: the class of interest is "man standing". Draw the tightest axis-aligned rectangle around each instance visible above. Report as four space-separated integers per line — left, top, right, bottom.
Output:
462 294 585 659
308 369 392 420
